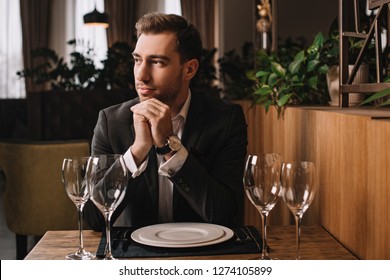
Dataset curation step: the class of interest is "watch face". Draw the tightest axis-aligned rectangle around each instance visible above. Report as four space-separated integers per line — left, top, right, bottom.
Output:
168 136 181 151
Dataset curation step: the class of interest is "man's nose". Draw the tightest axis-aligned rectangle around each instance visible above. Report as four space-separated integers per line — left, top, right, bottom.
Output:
135 62 150 82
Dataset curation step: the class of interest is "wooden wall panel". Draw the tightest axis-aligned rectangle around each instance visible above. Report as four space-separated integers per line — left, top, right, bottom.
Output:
367 120 390 259
237 102 319 227
236 101 390 259
316 112 369 259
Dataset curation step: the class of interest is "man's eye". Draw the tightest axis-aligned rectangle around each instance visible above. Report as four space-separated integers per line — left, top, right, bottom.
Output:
132 58 141 64
152 60 165 65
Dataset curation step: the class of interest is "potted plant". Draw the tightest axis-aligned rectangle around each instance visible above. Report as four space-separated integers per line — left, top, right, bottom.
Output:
321 18 376 106
17 40 135 91
190 48 220 99
359 76 390 107
16 40 137 141
252 32 330 116
218 42 256 101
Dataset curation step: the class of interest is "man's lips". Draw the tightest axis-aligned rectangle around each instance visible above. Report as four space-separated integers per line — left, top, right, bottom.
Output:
137 86 156 95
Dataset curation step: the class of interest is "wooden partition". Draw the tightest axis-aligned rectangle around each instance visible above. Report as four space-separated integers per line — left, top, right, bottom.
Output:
236 101 390 259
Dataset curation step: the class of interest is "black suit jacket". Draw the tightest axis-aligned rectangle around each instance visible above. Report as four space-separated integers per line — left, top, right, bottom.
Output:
84 91 248 231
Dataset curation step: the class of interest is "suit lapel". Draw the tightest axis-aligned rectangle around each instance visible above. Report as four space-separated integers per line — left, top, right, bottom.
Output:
173 93 207 218
181 92 207 151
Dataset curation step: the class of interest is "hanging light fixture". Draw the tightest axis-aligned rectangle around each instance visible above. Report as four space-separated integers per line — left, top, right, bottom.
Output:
83 6 109 28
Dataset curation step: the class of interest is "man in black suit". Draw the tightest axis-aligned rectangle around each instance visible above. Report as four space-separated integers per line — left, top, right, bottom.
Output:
84 12 247 231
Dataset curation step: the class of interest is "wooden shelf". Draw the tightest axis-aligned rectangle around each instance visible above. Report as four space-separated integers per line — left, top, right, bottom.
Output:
340 82 390 93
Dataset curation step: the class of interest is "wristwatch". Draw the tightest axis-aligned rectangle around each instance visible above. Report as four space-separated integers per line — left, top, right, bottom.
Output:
155 135 182 155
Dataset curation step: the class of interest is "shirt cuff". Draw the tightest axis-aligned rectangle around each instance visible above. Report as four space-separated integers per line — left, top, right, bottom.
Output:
123 147 148 178
158 146 188 177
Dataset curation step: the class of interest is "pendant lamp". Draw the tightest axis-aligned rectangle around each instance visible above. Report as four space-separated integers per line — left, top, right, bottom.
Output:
83 6 109 28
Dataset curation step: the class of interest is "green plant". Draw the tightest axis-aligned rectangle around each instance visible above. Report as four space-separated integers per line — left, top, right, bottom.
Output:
18 41 220 96
359 76 390 107
218 42 256 100
323 15 389 107
17 40 135 91
321 20 372 66
98 41 135 90
190 48 219 96
253 32 330 116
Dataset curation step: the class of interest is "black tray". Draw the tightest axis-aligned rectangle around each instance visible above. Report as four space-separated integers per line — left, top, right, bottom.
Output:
96 225 263 258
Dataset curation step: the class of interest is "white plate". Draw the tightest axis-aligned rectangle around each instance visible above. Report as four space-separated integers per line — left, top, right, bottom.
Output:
138 223 225 245
131 223 234 248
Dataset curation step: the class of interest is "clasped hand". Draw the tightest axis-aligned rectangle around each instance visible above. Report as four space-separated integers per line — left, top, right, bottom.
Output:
130 98 174 164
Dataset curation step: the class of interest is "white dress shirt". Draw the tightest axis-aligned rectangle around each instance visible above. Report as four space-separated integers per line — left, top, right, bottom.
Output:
115 92 191 226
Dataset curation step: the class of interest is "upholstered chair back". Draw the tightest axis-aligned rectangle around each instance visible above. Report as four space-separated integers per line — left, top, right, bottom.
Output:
0 140 90 258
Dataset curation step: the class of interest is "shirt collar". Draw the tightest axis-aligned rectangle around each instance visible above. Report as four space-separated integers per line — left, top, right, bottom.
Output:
173 90 191 122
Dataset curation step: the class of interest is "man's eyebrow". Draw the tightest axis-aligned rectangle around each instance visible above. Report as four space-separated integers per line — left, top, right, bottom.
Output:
132 52 170 61
149 55 170 61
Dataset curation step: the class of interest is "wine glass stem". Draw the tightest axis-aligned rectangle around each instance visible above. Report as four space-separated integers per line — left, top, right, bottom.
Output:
260 212 269 259
104 212 113 259
77 205 85 253
294 215 302 260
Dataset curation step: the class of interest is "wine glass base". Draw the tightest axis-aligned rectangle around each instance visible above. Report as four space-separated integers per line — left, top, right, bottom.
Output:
66 251 96 260
102 252 116 260
103 256 116 260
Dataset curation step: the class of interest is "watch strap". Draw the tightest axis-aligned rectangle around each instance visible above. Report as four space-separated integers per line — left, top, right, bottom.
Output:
155 143 171 155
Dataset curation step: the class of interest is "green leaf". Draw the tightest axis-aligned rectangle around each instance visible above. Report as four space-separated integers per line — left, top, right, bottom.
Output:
255 95 269 105
271 62 286 78
289 60 302 75
260 75 268 85
246 70 256 80
318 64 329 74
288 50 305 74
268 73 279 88
290 75 300 82
277 93 293 107
264 100 273 112
278 85 288 95
307 76 318 90
308 32 325 53
360 87 390 105
313 32 325 47
290 81 304 87
255 70 270 78
307 59 320 72
255 85 273 95
293 50 305 62
376 100 390 107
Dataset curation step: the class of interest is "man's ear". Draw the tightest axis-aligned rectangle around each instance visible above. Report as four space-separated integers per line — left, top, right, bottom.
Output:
183 59 199 81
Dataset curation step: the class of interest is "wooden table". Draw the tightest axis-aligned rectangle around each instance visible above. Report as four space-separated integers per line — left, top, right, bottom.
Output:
24 225 358 260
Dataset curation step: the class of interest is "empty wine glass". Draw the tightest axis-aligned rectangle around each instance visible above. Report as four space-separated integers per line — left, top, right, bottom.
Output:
281 161 317 260
88 154 128 260
243 153 282 259
61 157 95 260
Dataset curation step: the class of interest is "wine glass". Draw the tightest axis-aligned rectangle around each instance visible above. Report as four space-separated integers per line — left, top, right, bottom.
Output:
243 153 282 260
61 157 96 260
87 154 128 260
281 161 317 260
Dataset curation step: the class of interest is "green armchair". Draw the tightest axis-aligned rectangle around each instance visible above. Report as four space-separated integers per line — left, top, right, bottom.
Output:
0 140 90 259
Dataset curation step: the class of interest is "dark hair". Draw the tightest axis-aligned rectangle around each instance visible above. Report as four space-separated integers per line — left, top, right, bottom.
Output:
135 12 202 63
